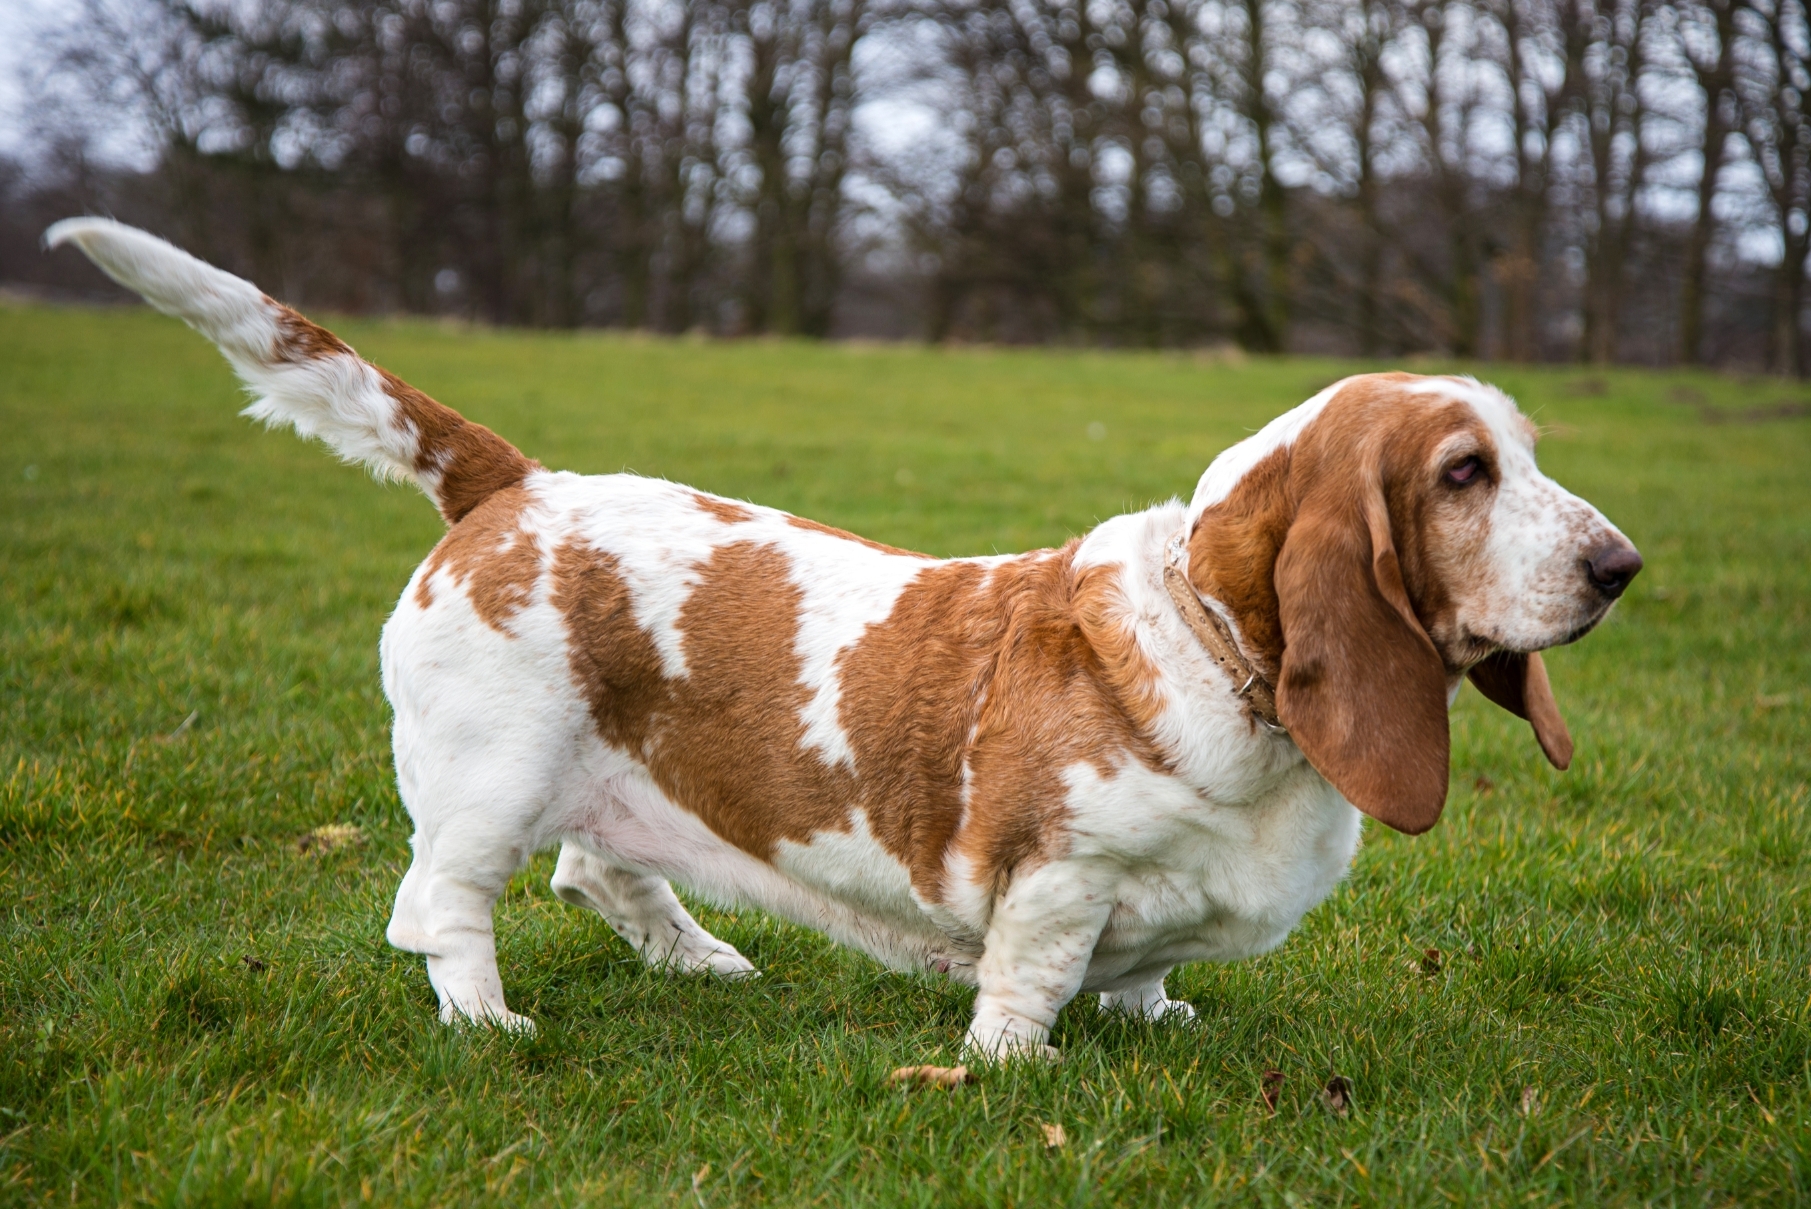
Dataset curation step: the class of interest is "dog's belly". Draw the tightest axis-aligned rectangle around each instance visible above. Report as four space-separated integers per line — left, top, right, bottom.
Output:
559 736 1362 993
558 744 977 979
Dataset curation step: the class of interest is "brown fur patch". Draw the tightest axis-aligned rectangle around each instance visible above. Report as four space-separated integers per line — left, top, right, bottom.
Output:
838 547 1169 893
414 487 542 632
270 303 353 362
553 538 1164 904
554 539 856 857
1072 562 1169 735
786 515 930 558
691 493 756 524
380 371 540 525
1187 445 1293 678
910 548 1167 888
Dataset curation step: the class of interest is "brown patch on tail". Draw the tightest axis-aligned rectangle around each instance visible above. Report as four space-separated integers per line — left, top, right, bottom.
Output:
381 371 539 525
268 301 537 525
272 304 353 361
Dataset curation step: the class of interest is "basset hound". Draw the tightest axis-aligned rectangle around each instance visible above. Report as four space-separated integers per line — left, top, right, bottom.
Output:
50 218 1641 1059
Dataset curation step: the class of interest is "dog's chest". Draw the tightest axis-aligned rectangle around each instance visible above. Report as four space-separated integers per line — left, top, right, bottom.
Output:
1074 761 1363 979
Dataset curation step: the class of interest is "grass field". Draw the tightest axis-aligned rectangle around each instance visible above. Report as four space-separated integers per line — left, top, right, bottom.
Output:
2 300 1809 1206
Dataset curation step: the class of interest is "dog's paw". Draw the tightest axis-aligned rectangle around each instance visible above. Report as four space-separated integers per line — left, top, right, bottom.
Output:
1153 998 1196 1023
962 1029 1062 1065
664 942 760 979
440 1003 537 1034
1124 997 1195 1024
1099 988 1196 1023
696 949 761 980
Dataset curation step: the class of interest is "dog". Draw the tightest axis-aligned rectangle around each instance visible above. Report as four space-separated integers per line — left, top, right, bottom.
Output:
49 218 1640 1059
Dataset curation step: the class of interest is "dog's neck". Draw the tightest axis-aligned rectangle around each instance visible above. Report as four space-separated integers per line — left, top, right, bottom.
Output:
1182 446 1293 681
1162 532 1283 731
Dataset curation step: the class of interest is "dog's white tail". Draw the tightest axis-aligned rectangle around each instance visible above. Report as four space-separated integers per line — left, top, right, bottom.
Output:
44 217 535 524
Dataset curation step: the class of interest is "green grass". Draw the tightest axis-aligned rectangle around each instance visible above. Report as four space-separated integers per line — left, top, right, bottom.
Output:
2 301 1809 1206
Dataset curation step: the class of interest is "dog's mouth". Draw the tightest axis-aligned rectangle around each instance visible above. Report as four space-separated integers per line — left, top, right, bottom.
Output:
1547 596 1621 648
1460 602 1611 663
1549 616 1603 647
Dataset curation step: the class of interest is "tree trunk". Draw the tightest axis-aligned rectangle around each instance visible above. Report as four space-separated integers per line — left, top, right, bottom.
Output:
1678 0 1737 364
1776 233 1810 376
1239 0 1289 352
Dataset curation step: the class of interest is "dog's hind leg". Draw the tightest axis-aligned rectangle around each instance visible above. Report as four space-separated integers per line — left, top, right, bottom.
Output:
386 789 540 1031
551 843 758 978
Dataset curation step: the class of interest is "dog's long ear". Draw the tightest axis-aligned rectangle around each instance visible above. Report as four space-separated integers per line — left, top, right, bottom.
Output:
1466 651 1573 770
1274 481 1451 835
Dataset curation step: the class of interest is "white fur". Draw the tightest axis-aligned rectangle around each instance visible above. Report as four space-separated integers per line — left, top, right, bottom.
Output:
1185 377 1351 525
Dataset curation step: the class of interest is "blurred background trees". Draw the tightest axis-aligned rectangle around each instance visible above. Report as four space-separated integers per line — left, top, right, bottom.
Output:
2 0 1807 371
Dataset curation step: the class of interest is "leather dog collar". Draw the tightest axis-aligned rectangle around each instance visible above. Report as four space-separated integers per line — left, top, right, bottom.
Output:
1162 533 1285 732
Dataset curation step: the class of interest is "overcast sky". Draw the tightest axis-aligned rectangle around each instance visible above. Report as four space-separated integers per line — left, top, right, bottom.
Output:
0 0 57 157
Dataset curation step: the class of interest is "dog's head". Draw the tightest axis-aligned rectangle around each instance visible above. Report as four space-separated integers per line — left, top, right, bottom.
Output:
1185 373 1639 834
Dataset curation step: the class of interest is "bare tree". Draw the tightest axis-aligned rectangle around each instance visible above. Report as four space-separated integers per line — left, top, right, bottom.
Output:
1739 0 1811 375
1674 0 1741 362
1560 0 1654 364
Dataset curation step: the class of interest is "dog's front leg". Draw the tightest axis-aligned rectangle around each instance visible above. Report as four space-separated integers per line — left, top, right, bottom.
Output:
964 860 1115 1062
1100 976 1196 1022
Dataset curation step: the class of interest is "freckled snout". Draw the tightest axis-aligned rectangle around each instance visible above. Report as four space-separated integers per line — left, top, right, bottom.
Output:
1585 542 1643 598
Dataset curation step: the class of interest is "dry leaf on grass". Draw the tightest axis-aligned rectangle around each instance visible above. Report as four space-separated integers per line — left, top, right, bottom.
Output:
1323 1075 1352 1117
1040 1123 1067 1149
1260 1070 1284 1114
889 1065 972 1089
241 955 267 972
1520 1086 1540 1117
1420 947 1443 976
297 823 365 855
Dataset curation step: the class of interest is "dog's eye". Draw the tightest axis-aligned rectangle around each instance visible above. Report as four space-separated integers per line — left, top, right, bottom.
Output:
1446 456 1482 485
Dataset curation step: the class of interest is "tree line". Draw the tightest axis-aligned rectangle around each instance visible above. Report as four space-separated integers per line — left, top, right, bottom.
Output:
2 0 1806 371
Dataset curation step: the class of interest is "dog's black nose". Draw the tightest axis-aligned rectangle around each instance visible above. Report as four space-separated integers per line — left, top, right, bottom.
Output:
1586 543 1642 597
